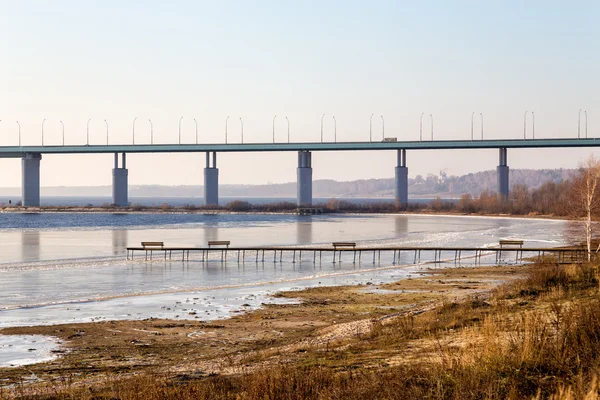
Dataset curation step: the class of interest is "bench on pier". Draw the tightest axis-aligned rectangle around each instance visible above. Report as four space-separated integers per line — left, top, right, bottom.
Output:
499 240 524 248
141 241 164 249
208 240 230 248
332 242 356 249
497 240 524 263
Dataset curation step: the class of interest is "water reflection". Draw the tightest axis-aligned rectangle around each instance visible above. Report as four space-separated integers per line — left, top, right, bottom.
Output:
296 220 313 244
394 216 409 235
204 226 219 245
112 230 128 256
21 231 40 261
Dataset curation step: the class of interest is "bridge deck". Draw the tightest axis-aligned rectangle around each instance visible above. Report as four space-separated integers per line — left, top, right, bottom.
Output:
1 138 599 157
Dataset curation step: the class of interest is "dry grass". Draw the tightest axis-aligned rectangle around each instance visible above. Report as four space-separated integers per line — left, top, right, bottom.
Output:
3 262 600 399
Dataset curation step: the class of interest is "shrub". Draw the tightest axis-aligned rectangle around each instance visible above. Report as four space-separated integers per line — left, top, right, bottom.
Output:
226 200 252 212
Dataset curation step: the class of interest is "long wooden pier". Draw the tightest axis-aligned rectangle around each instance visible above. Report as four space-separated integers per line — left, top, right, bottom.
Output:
126 244 588 265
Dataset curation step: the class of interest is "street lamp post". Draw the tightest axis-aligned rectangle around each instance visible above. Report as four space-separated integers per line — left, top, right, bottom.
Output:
578 109 582 139
61 121 65 146
194 118 197 144
471 112 474 141
239 117 244 143
332 116 337 143
42 119 46 146
16 121 21 146
420 112 424 141
532 111 535 139
149 119 153 145
132 117 137 145
480 113 484 140
320 114 325 143
430 114 433 140
87 118 91 146
104 120 108 145
272 115 276 143
178 117 183 145
381 115 385 140
225 116 229 144
523 110 528 139
369 113 374 142
286 117 290 143
585 110 588 139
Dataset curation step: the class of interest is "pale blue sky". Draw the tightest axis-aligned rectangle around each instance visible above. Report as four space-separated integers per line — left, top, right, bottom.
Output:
0 1 598 187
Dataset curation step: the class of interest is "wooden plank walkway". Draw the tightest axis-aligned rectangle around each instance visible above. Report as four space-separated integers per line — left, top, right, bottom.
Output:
126 245 588 265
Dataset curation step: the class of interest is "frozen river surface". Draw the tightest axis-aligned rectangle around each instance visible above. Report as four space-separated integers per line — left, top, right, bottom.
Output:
0 213 569 328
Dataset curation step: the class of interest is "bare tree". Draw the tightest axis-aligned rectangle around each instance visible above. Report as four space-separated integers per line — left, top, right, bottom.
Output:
570 155 600 261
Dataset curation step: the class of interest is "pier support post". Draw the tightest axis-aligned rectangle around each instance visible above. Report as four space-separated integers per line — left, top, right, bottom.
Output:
204 151 219 206
112 152 128 207
22 153 41 207
497 148 509 200
297 151 312 206
395 149 408 205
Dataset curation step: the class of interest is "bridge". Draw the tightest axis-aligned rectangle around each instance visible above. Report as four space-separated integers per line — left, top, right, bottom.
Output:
3 137 597 207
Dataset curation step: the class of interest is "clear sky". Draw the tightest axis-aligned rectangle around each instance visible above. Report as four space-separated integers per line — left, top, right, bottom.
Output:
0 1 598 187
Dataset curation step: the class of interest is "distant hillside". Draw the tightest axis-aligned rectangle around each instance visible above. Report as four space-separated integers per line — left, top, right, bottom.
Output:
409 169 573 197
0 169 574 198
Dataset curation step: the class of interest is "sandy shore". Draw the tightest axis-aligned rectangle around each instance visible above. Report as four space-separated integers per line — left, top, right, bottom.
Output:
0 263 526 392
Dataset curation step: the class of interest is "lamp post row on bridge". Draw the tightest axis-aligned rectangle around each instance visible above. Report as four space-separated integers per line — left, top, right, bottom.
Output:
5 111 593 146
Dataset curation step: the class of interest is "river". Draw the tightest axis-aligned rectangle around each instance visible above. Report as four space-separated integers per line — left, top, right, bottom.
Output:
0 212 569 328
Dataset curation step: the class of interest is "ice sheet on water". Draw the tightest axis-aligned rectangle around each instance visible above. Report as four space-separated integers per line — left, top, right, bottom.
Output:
0 213 300 231
0 335 63 368
0 256 124 272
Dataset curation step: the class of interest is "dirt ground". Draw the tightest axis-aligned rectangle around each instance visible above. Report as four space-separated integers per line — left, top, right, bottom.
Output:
0 264 526 394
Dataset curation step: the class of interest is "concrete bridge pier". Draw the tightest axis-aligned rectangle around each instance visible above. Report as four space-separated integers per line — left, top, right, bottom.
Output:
297 151 312 206
112 153 129 207
22 153 41 207
204 152 219 206
395 149 408 205
497 147 509 200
